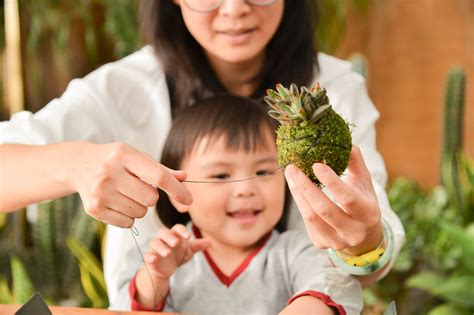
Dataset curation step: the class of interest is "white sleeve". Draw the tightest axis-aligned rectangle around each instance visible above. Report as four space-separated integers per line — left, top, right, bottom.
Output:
0 78 115 145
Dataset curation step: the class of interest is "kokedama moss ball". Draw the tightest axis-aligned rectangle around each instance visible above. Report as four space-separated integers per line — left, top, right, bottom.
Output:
265 83 352 186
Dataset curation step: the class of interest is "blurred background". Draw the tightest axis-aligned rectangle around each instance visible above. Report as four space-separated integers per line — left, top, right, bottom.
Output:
1 0 473 314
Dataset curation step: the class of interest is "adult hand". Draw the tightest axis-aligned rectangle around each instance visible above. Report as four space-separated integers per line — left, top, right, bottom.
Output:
71 142 193 228
284 145 383 255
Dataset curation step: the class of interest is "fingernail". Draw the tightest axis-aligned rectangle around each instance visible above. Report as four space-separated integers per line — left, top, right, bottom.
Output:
313 163 328 174
159 249 170 256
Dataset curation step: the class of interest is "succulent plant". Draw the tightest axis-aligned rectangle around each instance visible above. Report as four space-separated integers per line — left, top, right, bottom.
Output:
265 83 352 186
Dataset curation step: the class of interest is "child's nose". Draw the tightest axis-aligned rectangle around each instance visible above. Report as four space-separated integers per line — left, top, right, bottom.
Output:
232 179 257 197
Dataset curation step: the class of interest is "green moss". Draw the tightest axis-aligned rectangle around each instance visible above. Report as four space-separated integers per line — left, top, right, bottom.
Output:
276 109 352 186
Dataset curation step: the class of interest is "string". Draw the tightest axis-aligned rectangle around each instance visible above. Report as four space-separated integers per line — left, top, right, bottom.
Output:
129 227 164 310
182 166 283 183
129 226 191 311
181 135 350 184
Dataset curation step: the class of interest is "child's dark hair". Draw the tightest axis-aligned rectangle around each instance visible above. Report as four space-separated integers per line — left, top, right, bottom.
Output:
157 95 290 232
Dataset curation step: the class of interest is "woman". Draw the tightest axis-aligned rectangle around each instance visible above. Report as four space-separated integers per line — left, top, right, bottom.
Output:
0 0 404 310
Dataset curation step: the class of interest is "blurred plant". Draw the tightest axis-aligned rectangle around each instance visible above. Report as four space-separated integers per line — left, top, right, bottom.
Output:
364 67 473 314
406 222 474 315
17 0 140 113
67 237 108 308
0 195 107 307
0 256 35 304
315 0 370 53
22 0 139 61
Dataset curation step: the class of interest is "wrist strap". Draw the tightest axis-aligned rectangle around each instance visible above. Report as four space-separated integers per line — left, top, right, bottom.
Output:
327 218 394 275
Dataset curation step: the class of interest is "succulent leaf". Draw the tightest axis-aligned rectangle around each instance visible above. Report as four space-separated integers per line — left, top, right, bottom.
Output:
276 84 289 99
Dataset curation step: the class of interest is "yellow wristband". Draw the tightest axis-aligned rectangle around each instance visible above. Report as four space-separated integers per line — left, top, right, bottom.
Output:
327 218 394 275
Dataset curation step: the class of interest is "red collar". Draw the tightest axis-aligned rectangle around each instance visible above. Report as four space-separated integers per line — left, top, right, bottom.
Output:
192 225 272 287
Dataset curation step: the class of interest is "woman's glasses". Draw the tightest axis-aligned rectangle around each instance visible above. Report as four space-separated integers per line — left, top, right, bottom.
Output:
183 0 277 13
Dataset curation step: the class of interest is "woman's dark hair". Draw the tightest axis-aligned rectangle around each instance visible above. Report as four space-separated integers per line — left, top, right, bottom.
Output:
157 94 290 232
140 0 318 114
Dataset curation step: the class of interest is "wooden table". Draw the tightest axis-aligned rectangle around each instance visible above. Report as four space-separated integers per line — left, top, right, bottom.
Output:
0 305 172 315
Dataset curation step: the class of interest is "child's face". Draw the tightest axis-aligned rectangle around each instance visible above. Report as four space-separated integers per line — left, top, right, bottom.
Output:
175 127 285 251
175 0 284 64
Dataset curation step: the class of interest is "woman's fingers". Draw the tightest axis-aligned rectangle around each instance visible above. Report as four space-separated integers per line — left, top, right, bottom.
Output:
121 146 193 205
286 165 353 228
115 174 160 209
345 146 374 190
75 142 192 227
285 163 374 249
96 207 135 228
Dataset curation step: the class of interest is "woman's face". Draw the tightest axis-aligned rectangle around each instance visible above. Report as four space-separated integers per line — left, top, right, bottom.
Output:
175 0 284 65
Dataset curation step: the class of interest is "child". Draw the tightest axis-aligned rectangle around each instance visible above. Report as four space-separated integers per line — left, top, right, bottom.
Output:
129 95 363 314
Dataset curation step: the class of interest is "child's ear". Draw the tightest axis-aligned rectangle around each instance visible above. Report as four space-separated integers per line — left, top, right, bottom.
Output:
170 199 190 213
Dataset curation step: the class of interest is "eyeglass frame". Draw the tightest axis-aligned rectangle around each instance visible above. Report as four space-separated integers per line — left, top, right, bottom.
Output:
183 0 278 13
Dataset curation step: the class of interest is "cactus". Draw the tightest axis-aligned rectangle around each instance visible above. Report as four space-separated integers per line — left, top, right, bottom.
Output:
32 200 60 296
440 67 470 221
62 199 97 293
441 67 465 157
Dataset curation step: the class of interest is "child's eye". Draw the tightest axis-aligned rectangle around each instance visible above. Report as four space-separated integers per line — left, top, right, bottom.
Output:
256 170 272 177
212 173 230 180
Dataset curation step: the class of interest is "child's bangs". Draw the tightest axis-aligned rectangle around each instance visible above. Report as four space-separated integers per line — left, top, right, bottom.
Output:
200 118 274 154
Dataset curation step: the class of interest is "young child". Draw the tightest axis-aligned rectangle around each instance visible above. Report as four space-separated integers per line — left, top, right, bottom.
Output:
129 95 363 314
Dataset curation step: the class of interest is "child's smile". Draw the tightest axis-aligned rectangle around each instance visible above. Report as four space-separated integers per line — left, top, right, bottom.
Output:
226 208 263 225
172 127 285 254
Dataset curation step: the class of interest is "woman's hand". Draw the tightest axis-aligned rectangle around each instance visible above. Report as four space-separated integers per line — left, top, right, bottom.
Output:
71 142 193 228
134 224 210 308
284 145 383 256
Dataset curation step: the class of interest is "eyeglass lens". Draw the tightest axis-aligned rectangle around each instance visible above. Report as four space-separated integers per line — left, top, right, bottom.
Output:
184 0 277 13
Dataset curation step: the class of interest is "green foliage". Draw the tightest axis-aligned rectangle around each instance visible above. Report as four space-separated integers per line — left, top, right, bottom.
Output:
442 67 465 157
100 0 140 58
10 256 35 304
364 66 473 314
22 0 140 60
0 195 106 307
441 68 470 222
316 0 370 53
66 238 108 308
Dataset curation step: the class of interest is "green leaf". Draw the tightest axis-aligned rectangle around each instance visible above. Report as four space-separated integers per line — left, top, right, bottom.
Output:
428 303 471 315
0 277 13 304
406 271 445 292
440 222 474 272
266 89 280 100
78 263 107 308
408 273 474 307
433 276 474 307
11 256 35 304
276 84 289 99
66 238 106 290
